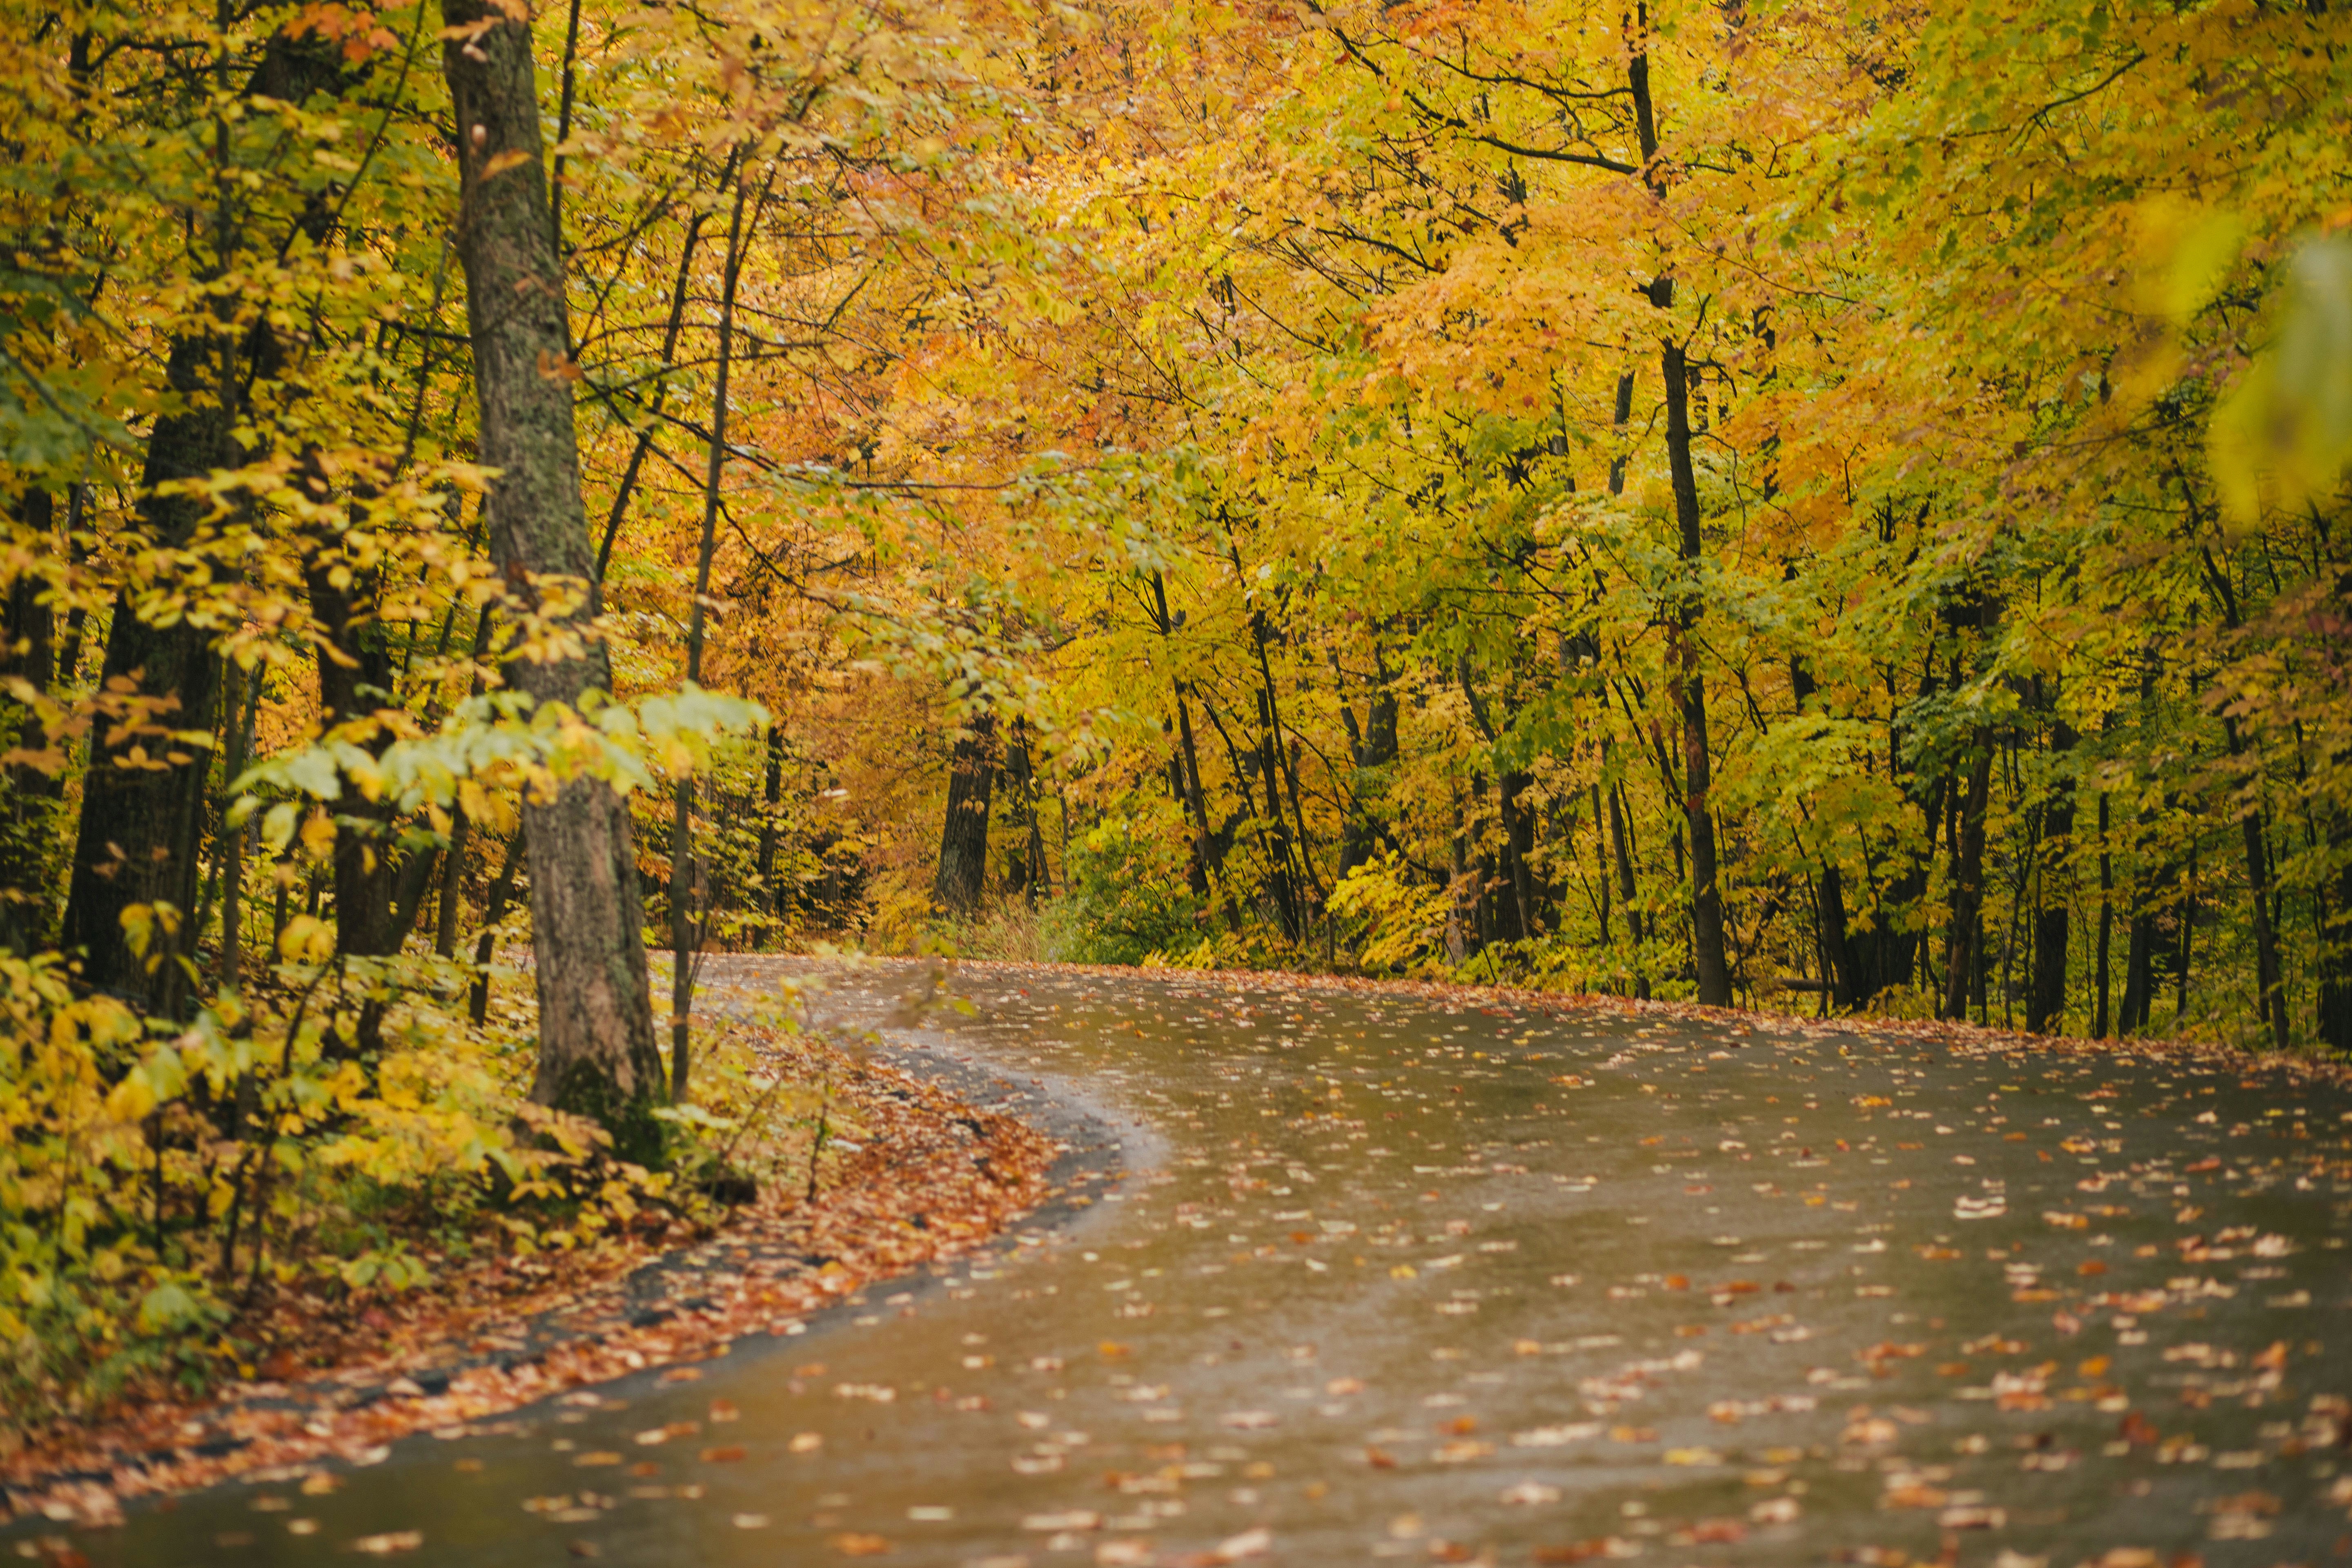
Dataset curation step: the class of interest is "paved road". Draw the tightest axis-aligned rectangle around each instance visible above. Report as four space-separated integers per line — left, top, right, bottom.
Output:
65 959 2352 1566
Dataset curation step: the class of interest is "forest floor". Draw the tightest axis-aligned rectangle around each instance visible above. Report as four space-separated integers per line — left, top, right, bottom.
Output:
0 1015 1067 1529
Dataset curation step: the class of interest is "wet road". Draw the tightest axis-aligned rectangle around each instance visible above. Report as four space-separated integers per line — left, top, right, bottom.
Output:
56 960 2352 1566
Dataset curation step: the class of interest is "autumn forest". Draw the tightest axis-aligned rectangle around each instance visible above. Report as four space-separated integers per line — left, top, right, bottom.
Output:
2 0 2349 1446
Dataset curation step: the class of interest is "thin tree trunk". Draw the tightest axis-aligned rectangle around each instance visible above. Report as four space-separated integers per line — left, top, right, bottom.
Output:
1252 681 1301 941
468 827 526 1027
306 543 398 976
1004 720 1047 902
1624 11 1729 1007
2319 851 2352 1054
1502 772 1538 941
2185 509 2290 1047
1661 339 1731 1006
755 722 784 945
434 808 470 959
1590 784 1612 945
1149 570 1228 913
443 0 664 1160
216 663 258 987
1608 780 1646 998
1790 655 1862 1011
2176 831 2198 1027
1607 371 1635 496
2029 714 2078 1033
1245 608 1303 940
594 187 724 580
1941 745 1994 1022
669 158 756 1105
0 489 58 952
2094 793 2114 1039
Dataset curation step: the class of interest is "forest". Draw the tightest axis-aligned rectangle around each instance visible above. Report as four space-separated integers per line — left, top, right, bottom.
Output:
0 0 2348 1437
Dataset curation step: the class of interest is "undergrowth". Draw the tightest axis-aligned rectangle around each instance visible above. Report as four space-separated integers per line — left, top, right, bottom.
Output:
0 940 836 1454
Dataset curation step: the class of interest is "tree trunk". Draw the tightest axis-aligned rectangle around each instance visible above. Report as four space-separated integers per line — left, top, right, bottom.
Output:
1149 569 1229 914
434 808 470 959
61 29 344 1010
1004 721 1047 902
61 332 229 1013
668 158 754 1105
1661 337 1731 1007
2216 717 2288 1050
0 488 58 953
2120 902 2156 1035
755 723 784 944
1253 682 1301 942
2028 714 2077 1033
1607 780 1646 998
1625 16 1729 1007
2319 852 2352 1055
443 0 664 1162
1338 672 1398 881
306 551 398 969
215 663 258 988
1501 771 1539 942
1247 613 1303 942
933 708 995 913
2093 793 2114 1038
1941 745 1993 1022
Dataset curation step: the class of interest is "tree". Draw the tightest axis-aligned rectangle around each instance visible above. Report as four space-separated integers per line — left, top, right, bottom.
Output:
441 0 663 1157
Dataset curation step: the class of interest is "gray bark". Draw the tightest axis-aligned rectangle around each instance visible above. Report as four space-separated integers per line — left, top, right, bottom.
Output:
442 0 664 1162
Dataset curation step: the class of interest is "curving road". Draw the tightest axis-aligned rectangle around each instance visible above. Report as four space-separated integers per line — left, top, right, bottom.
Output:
57 959 2352 1566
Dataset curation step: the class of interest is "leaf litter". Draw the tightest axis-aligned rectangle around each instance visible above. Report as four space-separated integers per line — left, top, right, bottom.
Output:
0 1013 1055 1537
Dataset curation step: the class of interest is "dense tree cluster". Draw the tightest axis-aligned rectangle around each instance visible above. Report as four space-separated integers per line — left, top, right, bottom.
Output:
0 0 2347 1419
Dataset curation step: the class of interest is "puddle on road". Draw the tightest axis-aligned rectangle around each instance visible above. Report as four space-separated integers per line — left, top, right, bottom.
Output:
60 961 2352 1566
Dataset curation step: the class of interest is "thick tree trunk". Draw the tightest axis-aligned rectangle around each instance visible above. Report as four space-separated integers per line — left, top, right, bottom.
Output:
443 0 664 1162
62 29 345 1008
61 333 228 1012
2028 715 2077 1033
933 709 995 913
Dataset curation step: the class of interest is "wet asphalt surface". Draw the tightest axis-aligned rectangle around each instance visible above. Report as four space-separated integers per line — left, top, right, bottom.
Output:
34 958 2352 1566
